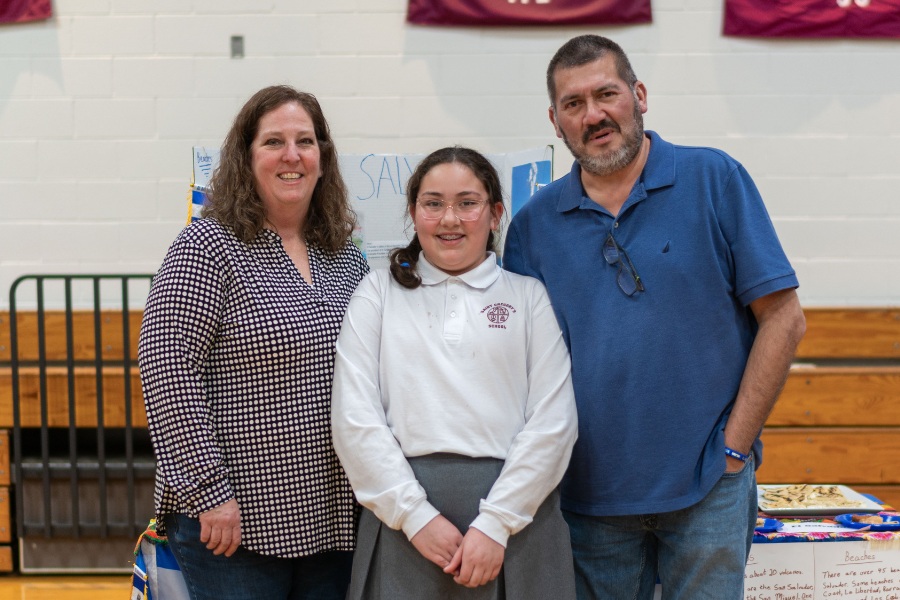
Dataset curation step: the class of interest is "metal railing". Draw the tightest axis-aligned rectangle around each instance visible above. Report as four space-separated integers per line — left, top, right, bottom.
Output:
9 274 155 540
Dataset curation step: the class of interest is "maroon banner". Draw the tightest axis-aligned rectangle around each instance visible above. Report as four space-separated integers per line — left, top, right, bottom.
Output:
0 0 52 24
407 0 651 26
724 0 900 38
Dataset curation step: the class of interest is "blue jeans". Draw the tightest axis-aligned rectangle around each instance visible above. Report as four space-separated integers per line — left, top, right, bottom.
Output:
564 457 757 600
164 514 353 600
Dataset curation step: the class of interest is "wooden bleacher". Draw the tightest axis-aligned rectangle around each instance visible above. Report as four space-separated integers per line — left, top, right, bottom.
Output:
758 308 900 509
0 310 147 428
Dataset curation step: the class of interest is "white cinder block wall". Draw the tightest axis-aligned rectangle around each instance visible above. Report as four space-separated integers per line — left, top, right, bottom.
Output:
1 0 899 308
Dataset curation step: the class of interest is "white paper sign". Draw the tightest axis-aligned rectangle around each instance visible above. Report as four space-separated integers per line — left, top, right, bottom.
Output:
815 542 900 599
782 522 857 534
745 543 816 600
191 147 217 189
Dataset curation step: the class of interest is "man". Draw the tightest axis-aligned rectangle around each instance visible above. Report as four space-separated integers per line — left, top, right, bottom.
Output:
503 35 806 600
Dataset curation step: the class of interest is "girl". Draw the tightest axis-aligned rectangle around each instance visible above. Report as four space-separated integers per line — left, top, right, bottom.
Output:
331 147 577 599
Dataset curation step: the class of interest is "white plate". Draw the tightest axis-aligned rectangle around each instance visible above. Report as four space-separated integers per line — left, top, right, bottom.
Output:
757 484 883 516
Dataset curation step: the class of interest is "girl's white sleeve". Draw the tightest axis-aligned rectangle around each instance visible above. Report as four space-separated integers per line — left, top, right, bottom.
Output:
331 274 440 540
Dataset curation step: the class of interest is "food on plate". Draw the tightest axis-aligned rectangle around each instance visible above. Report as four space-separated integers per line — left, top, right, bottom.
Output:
756 517 766 527
851 514 884 525
759 484 859 509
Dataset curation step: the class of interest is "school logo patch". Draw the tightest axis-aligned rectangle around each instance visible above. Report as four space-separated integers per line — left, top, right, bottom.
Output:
481 303 516 329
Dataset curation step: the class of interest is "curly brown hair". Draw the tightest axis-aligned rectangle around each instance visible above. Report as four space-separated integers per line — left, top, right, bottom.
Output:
203 85 357 253
389 147 504 289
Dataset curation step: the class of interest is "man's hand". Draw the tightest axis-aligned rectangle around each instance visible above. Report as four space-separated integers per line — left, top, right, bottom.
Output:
410 515 464 570
199 498 241 557
725 455 748 473
445 527 504 588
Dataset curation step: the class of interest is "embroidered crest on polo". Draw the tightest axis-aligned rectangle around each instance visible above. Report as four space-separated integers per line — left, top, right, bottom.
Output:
481 302 517 329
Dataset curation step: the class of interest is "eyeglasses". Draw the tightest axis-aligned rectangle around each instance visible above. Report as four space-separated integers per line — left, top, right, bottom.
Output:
603 233 644 296
415 198 487 221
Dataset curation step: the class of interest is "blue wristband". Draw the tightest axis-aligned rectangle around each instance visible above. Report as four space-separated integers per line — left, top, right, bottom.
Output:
725 446 749 462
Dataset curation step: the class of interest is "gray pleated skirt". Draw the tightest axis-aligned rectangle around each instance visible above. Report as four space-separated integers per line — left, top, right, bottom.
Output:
346 453 576 600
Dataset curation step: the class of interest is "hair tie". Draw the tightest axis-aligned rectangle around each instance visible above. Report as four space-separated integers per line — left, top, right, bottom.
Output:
400 262 410 268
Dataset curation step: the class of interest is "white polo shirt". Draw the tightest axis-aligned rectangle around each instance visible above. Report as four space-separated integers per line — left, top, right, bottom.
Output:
332 252 577 546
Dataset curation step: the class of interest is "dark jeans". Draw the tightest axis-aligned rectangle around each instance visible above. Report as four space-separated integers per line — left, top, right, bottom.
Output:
164 513 352 600
564 456 757 600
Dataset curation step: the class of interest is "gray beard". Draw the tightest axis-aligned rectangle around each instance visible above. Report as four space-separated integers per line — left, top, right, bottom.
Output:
561 105 645 177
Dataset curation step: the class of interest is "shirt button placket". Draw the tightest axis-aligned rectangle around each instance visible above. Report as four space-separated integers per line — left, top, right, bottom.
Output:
444 278 464 341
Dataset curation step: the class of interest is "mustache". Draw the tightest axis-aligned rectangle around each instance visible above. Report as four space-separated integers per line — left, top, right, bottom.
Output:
582 120 621 144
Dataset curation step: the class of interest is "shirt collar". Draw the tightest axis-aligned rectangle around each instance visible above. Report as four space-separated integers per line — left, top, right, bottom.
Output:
557 130 675 213
418 251 501 289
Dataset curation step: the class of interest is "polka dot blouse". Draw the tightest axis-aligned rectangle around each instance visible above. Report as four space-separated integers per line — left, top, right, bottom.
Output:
138 218 369 557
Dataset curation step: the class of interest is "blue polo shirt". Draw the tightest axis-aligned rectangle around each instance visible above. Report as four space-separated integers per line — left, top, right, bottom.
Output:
503 131 798 516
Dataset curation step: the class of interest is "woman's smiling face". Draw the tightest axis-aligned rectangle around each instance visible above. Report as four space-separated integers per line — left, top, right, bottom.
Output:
411 161 502 276
250 101 322 217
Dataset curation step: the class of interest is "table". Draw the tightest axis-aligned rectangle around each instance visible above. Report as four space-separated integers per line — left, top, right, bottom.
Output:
745 518 900 600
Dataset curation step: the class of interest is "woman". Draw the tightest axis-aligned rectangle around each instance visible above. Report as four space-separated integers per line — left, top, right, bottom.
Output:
331 147 578 599
138 85 369 600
